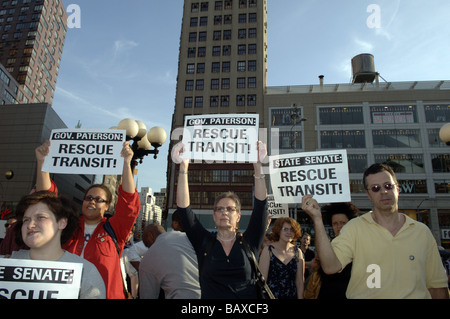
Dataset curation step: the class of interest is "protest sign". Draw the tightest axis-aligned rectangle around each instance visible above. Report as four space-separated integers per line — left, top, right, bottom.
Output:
181 114 259 163
0 258 83 299
269 150 351 204
267 195 289 218
42 129 126 175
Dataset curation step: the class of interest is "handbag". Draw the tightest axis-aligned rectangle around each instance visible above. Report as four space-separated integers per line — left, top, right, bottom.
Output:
238 233 276 299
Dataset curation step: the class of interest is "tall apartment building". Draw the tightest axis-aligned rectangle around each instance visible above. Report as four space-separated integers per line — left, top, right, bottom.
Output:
0 0 67 104
166 0 268 229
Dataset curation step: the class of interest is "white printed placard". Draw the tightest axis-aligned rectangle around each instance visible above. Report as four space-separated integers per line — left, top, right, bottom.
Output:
181 114 259 163
0 258 83 299
269 150 351 204
267 195 289 218
42 129 126 175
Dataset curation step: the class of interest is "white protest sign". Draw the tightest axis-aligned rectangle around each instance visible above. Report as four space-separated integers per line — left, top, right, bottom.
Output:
0 258 83 299
269 150 351 204
267 195 289 218
42 129 126 175
181 114 259 163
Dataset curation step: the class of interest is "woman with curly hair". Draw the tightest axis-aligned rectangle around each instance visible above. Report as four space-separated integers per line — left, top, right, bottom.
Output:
259 217 304 299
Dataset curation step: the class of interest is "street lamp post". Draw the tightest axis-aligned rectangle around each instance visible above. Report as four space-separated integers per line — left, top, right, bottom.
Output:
115 119 167 171
439 123 450 146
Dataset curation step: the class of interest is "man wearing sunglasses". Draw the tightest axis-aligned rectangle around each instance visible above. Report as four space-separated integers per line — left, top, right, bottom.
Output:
302 163 449 299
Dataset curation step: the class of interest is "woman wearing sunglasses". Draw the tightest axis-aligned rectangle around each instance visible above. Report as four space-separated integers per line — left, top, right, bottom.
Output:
33 140 140 299
302 163 448 299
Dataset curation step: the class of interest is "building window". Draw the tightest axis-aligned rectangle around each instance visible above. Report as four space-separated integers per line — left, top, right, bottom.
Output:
189 32 197 42
249 13 257 23
236 95 246 106
184 97 193 108
239 0 248 9
191 3 199 12
190 17 198 27
224 0 232 9
237 77 246 89
214 15 222 25
186 64 195 74
237 61 246 72
224 15 232 24
195 96 203 108
212 62 220 73
248 44 257 54
213 30 221 40
238 45 246 55
232 169 253 183
221 78 230 89
210 96 219 107
279 131 302 150
321 130 365 149
319 106 364 124
431 154 450 172
185 80 194 91
198 31 207 41
198 47 206 57
271 108 304 126
248 77 256 88
374 154 425 174
435 181 450 194
223 30 232 40
222 61 230 72
238 29 246 39
221 95 229 107
248 95 256 106
197 63 205 73
424 104 450 122
372 129 421 148
215 1 223 11
213 46 221 56
196 79 204 90
201 2 209 11
428 129 448 147
223 45 231 56
204 170 229 183
370 105 417 124
248 28 257 38
188 47 196 57
200 16 208 26
347 154 367 173
239 13 247 23
211 78 220 89
248 60 257 71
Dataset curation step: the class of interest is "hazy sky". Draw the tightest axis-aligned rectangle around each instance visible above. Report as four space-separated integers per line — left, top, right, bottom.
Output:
54 0 450 192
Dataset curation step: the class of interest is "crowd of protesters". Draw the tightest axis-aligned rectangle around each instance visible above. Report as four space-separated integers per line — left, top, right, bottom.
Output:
0 141 449 299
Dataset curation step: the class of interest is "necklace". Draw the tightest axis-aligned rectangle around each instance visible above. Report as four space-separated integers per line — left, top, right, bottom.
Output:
217 232 236 242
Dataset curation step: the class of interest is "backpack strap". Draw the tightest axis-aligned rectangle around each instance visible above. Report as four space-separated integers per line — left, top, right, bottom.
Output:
103 219 129 299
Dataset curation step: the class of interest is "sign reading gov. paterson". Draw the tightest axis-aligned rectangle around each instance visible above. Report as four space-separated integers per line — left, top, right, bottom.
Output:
269 150 351 204
42 129 126 175
181 114 259 163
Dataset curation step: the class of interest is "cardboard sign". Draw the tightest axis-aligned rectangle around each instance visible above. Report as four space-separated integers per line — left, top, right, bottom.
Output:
42 129 126 175
267 195 289 218
269 150 351 204
0 258 83 299
181 114 259 163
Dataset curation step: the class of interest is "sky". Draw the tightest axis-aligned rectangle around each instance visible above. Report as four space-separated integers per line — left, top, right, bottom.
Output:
54 0 450 192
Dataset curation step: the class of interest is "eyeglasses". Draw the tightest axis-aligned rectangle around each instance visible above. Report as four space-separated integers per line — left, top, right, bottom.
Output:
214 206 237 213
84 195 107 203
367 183 397 193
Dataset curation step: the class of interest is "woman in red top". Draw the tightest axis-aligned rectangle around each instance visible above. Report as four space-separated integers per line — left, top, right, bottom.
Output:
35 140 140 299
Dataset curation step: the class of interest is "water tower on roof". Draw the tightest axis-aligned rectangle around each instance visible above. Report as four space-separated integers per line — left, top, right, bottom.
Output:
351 53 377 83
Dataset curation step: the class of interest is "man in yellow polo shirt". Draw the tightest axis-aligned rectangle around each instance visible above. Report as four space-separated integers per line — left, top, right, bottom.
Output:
302 163 449 299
